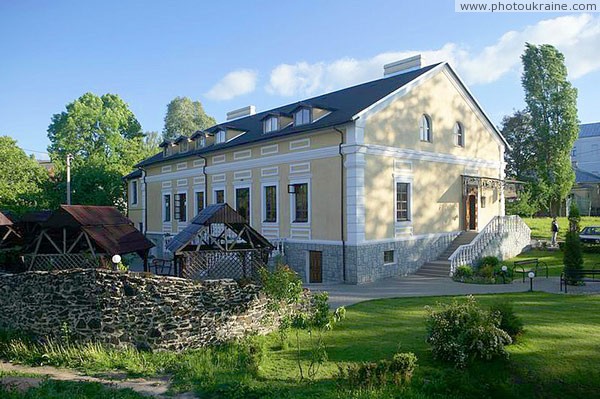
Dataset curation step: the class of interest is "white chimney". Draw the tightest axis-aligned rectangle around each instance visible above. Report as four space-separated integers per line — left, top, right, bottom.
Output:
226 105 256 121
383 54 423 77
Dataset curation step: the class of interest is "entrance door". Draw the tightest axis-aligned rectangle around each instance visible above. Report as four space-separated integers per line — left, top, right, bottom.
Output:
467 194 478 230
309 251 322 283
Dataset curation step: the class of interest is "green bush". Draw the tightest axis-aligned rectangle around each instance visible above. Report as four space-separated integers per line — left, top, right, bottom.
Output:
453 265 473 280
336 352 417 390
479 256 500 269
489 301 524 342
477 265 495 279
425 296 512 368
564 204 584 285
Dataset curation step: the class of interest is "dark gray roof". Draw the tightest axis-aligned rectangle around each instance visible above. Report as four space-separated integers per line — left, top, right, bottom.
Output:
575 167 600 184
123 169 142 180
136 64 441 168
579 122 600 139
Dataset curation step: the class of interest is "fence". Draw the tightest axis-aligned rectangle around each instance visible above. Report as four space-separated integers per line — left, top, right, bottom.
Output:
179 249 269 281
23 253 101 271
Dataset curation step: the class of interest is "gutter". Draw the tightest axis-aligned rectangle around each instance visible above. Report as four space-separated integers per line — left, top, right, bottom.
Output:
333 126 347 283
139 167 148 236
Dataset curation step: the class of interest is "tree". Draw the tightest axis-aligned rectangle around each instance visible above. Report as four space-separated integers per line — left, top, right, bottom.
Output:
563 203 583 284
521 43 579 214
163 97 216 140
47 93 155 208
501 110 537 180
0 136 50 214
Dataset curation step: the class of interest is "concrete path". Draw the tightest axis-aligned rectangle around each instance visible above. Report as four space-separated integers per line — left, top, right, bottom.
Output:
308 275 595 308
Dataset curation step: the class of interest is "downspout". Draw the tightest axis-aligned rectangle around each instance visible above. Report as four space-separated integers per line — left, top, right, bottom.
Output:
139 166 148 272
333 126 347 283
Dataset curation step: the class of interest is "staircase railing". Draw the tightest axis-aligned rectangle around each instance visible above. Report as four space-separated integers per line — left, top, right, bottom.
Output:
448 216 531 275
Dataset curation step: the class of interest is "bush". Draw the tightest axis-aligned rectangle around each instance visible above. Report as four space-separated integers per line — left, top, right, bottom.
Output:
453 265 473 280
477 265 495 279
425 296 512 368
478 256 500 269
336 352 417 390
489 301 524 342
564 204 584 285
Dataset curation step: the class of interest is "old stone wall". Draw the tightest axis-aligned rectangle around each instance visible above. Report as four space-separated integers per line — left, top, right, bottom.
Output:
0 269 276 351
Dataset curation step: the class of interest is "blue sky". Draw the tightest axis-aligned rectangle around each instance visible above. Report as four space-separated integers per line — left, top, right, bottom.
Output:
1 0 599 158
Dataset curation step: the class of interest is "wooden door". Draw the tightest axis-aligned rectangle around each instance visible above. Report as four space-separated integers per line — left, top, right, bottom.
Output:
309 251 322 283
467 194 478 230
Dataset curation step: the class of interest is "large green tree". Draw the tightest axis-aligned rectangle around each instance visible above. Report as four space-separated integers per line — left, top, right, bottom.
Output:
521 43 579 214
47 93 155 208
0 136 50 214
162 96 216 140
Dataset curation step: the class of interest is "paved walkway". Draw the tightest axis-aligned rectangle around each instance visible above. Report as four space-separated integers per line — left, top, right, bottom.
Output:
308 276 599 308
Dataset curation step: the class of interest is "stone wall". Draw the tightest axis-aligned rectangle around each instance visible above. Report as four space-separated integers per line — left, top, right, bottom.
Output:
0 269 276 351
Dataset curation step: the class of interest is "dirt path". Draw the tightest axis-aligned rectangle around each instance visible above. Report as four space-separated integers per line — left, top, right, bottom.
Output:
0 361 197 398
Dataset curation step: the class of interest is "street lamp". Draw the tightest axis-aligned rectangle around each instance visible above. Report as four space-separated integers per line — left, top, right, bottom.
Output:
528 271 535 292
111 254 122 271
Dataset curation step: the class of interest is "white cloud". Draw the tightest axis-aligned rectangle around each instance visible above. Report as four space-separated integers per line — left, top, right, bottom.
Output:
205 69 258 101
265 14 600 97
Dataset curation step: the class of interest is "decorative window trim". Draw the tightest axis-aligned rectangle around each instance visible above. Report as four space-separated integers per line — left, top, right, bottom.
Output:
212 173 226 183
289 138 310 151
289 178 311 226
234 170 252 181
161 165 172 173
177 179 188 187
162 181 172 189
193 188 205 216
261 182 279 225
174 190 188 223
162 192 172 223
261 166 279 177
394 177 413 226
213 186 226 204
212 154 226 164
177 162 187 171
454 122 465 147
233 149 252 160
193 159 205 168
233 183 252 225
261 144 279 156
193 176 205 186
289 162 310 174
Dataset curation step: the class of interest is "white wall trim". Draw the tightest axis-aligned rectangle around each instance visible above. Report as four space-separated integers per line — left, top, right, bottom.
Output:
289 177 311 228
212 185 226 204
289 138 311 151
261 144 279 156
193 188 205 216
261 181 279 226
233 182 252 225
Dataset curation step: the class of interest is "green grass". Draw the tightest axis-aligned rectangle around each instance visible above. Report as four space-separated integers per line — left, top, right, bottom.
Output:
522 216 600 241
504 249 600 276
0 380 146 399
2 293 600 398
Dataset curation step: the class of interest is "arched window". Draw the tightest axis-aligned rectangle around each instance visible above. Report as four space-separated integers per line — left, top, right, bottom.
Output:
419 114 432 142
454 122 464 147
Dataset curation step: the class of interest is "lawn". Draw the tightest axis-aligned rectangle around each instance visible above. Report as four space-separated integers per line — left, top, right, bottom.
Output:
2 292 600 399
522 216 600 241
504 249 600 276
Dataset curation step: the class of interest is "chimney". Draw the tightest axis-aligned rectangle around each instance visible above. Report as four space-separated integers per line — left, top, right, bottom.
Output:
226 105 256 121
383 54 423 77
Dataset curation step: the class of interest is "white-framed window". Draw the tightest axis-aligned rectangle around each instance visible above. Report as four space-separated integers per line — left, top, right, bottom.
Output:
383 250 395 265
213 187 226 204
234 185 251 223
264 116 278 133
294 108 311 126
196 136 206 149
454 122 464 147
215 130 226 144
180 140 189 152
174 192 187 222
395 181 411 222
163 193 172 222
419 114 432 142
162 147 168 157
262 183 278 224
194 189 205 215
290 180 310 224
130 180 138 205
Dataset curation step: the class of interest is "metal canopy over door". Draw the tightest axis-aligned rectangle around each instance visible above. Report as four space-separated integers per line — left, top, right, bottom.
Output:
309 250 322 283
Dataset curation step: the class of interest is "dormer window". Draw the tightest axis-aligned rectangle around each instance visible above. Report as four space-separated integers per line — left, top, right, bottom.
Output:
294 108 311 126
215 130 226 144
180 140 189 152
196 136 205 149
264 116 278 133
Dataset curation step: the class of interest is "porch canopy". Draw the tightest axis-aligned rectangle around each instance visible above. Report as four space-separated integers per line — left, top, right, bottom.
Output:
166 203 273 280
25 205 154 271
462 175 525 199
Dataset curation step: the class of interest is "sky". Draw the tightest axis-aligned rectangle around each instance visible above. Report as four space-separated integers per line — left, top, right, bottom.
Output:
1 0 599 159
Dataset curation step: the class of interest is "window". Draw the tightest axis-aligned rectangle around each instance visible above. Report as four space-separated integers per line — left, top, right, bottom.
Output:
180 140 189 152
131 181 138 205
419 114 432 142
162 147 168 157
264 116 278 133
195 191 205 215
235 187 250 222
138 222 143 233
293 183 308 223
264 185 277 223
214 189 225 204
454 122 464 147
215 130 226 144
572 147 577 157
396 182 410 222
196 136 205 149
294 108 311 126
163 194 171 222
174 193 187 222
383 250 395 264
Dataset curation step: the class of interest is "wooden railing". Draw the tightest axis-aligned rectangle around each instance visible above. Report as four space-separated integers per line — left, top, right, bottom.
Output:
448 215 531 275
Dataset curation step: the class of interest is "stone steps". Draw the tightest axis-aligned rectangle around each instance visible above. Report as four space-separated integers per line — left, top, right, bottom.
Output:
415 231 478 277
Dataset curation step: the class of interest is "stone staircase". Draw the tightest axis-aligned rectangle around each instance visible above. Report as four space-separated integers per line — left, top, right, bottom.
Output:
415 231 479 277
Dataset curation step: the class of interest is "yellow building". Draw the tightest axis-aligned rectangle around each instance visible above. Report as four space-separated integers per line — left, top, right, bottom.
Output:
125 56 528 284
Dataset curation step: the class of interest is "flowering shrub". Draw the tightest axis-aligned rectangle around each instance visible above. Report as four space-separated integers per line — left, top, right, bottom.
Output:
425 296 512 368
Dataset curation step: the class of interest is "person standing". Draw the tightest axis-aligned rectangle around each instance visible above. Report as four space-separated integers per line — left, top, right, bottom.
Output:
551 217 559 246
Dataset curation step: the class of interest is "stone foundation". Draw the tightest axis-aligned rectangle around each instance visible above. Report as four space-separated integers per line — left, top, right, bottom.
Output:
283 232 459 284
0 269 277 351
